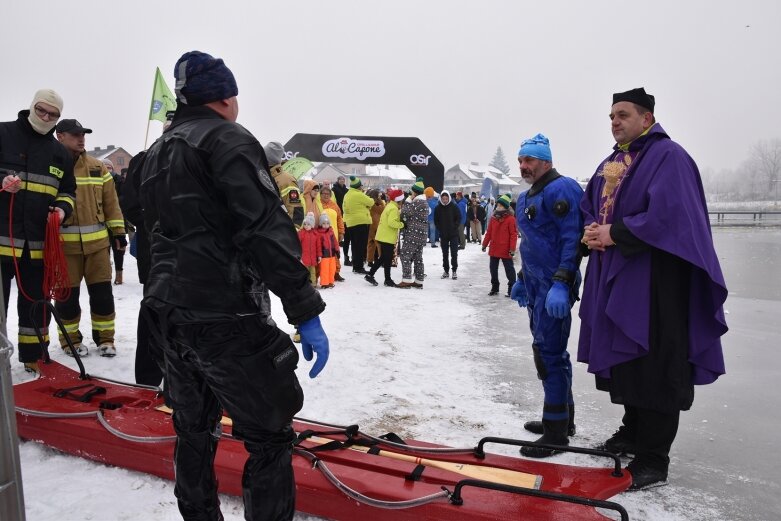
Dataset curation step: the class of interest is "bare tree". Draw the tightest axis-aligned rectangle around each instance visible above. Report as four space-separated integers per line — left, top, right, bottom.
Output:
750 139 781 199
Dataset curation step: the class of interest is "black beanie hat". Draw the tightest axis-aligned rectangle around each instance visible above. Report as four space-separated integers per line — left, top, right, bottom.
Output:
612 87 655 113
174 51 238 106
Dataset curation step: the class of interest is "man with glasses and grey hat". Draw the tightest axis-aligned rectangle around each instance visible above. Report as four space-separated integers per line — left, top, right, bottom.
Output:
0 89 76 373
139 50 330 521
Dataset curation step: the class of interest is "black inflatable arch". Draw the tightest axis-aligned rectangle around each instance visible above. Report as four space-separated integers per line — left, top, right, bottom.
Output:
283 133 445 192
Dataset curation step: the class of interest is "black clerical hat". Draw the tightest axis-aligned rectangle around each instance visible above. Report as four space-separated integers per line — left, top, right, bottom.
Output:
612 87 655 113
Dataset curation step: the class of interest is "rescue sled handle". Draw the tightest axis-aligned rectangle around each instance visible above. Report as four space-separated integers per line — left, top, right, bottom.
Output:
158 405 541 489
475 436 625 478
295 448 453 510
450 479 629 521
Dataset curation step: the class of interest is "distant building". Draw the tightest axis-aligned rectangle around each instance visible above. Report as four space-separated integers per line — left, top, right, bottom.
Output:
311 163 361 185
309 163 416 191
88 146 134 172
444 162 521 198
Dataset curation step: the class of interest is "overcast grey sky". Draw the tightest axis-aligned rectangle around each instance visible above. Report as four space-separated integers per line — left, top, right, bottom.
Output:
3 0 778 179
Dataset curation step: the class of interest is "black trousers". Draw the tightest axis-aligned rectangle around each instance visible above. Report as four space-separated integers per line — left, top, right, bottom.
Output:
109 233 125 272
2 253 49 363
348 224 370 270
620 405 680 472
489 256 516 290
342 226 352 260
135 295 164 386
440 236 459 273
369 242 395 282
149 307 304 521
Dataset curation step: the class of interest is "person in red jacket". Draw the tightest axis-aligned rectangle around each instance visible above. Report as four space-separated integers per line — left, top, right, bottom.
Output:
482 193 518 296
298 212 321 285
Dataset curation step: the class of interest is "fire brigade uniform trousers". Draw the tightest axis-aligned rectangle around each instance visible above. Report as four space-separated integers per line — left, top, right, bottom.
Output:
55 247 115 348
1 251 50 363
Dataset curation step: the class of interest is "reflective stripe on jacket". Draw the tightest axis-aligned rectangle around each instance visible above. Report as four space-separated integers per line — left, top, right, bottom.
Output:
61 153 125 255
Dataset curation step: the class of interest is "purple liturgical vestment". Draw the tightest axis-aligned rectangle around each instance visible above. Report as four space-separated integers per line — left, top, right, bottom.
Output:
578 124 727 386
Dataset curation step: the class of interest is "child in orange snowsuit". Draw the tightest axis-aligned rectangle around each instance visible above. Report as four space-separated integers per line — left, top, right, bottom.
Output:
317 213 339 288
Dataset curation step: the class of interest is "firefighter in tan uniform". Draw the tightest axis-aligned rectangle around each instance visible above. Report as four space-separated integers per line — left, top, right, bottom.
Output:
264 142 303 228
55 119 125 357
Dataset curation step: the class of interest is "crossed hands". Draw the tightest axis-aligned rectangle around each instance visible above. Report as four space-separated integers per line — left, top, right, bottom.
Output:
581 223 614 252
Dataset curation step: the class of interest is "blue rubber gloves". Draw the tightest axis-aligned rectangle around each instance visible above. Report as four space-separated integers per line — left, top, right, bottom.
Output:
298 316 329 378
510 280 529 308
545 282 570 319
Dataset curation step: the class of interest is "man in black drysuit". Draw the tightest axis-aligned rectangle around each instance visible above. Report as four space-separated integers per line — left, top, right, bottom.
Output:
139 51 330 521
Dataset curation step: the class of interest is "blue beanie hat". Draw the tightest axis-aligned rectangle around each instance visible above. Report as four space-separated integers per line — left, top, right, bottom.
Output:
174 51 238 106
518 133 552 162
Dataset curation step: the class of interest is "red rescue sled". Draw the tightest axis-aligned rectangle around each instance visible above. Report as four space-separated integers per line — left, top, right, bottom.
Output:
14 361 631 520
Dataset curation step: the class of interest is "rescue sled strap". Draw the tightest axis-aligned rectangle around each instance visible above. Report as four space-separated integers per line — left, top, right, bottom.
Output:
53 383 106 403
295 416 478 455
294 429 431 483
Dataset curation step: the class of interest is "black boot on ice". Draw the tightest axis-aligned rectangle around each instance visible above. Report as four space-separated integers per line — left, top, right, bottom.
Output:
520 419 569 458
524 406 576 436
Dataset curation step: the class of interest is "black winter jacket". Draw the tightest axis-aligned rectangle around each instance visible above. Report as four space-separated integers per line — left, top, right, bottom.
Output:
0 111 75 261
119 151 150 283
468 201 486 223
434 192 462 240
139 106 324 324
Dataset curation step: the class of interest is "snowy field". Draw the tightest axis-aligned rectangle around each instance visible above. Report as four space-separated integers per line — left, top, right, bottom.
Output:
8 227 781 521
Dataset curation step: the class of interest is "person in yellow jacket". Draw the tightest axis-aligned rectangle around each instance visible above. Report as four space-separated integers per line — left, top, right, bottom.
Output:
55 119 125 357
364 188 405 287
342 175 374 274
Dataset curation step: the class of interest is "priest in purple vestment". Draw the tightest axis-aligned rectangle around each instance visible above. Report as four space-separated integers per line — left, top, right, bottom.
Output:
578 87 728 491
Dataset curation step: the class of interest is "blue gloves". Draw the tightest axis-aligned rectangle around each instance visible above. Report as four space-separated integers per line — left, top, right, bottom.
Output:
510 280 528 308
298 316 329 378
545 282 570 319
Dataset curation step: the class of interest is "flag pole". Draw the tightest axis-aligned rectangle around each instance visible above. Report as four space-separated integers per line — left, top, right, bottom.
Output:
144 68 159 150
143 119 151 150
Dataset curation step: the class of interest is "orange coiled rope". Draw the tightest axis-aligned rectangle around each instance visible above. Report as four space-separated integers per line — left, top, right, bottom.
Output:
42 209 71 302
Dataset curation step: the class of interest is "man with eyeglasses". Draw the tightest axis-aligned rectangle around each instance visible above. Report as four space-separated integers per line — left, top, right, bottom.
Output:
0 89 76 373
55 118 126 359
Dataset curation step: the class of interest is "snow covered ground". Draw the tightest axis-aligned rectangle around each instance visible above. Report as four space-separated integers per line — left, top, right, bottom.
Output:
8 227 781 521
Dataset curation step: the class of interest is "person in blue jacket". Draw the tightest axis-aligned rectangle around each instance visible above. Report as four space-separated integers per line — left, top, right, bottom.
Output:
425 186 439 247
454 191 468 249
511 133 584 458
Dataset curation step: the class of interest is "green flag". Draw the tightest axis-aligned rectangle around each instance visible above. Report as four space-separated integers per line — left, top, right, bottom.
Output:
281 157 315 180
148 67 177 122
